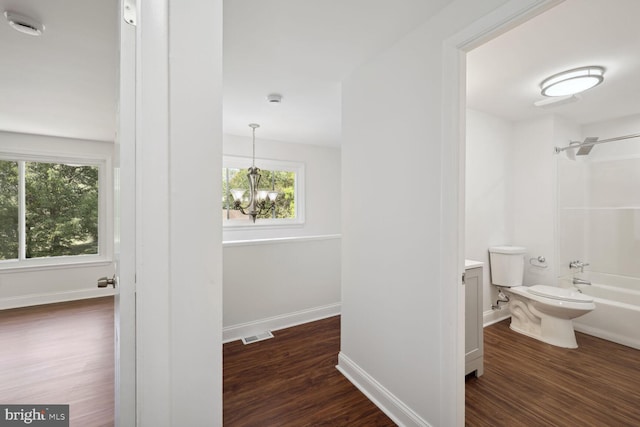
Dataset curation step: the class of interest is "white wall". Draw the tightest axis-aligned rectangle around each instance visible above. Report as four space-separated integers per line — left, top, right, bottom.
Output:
222 134 340 241
465 109 514 312
0 131 115 308
339 1 511 425
498 115 579 286
134 0 223 424
222 135 342 340
222 236 341 341
511 116 556 285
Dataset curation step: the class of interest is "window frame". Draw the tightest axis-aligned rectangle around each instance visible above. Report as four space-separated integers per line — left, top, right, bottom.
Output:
0 152 112 271
222 155 305 230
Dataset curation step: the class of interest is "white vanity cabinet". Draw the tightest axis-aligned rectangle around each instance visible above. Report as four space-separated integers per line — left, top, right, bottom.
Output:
465 261 484 377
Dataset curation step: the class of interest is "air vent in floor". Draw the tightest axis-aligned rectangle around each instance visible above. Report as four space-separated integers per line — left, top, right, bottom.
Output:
241 330 274 345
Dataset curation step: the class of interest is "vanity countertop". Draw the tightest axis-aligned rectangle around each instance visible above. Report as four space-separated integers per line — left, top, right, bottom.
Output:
465 259 484 270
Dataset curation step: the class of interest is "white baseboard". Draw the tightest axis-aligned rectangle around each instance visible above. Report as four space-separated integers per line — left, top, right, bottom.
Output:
0 288 116 310
336 352 432 427
574 323 640 351
483 308 510 327
222 302 341 343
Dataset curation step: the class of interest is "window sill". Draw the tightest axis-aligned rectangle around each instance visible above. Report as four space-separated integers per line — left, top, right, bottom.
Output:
223 220 305 231
223 234 341 247
0 257 113 274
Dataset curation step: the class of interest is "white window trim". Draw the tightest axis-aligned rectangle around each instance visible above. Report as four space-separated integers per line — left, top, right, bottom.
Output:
222 155 305 229
0 152 113 271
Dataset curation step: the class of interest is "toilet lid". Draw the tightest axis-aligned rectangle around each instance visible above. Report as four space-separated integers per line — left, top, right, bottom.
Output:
528 285 594 303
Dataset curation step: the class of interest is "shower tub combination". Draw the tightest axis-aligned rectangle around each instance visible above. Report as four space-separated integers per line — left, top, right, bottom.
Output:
567 272 640 350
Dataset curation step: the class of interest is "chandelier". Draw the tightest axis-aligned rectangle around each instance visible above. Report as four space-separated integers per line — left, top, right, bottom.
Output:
230 123 278 223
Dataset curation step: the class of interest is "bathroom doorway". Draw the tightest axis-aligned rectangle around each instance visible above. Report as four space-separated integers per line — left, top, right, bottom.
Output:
461 0 640 422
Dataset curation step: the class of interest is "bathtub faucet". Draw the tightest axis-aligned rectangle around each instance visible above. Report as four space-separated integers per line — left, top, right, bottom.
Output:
569 260 590 273
572 277 591 286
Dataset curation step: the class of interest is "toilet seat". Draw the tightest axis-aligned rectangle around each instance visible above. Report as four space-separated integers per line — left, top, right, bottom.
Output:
528 285 594 303
505 285 595 311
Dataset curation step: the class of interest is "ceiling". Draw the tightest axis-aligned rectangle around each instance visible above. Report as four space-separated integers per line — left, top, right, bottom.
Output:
1 0 638 146
467 0 640 126
0 0 117 142
222 0 452 146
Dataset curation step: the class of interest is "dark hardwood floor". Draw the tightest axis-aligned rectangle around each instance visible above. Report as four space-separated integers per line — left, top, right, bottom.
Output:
466 319 640 427
4 299 639 426
0 297 114 427
223 316 396 426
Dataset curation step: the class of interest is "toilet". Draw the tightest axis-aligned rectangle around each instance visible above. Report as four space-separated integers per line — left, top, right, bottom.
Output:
489 246 595 349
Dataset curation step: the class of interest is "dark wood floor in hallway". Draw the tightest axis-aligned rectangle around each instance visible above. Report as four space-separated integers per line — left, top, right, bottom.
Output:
466 319 640 427
4 299 638 426
223 316 396 426
0 297 114 427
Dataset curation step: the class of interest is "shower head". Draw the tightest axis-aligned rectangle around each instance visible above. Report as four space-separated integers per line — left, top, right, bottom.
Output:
576 137 599 156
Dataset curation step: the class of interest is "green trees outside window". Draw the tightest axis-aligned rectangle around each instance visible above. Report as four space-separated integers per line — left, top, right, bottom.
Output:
0 159 99 261
0 161 18 260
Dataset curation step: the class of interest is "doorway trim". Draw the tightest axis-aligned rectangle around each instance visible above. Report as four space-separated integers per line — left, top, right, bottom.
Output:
440 0 563 425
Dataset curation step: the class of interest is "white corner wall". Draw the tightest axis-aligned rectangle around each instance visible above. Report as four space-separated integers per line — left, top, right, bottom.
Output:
339 1 514 425
511 115 582 286
0 131 115 309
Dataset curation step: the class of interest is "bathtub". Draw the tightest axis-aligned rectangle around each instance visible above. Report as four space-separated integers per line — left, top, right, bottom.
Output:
565 272 640 350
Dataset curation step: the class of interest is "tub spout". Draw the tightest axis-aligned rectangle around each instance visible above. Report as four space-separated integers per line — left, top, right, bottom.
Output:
573 277 591 286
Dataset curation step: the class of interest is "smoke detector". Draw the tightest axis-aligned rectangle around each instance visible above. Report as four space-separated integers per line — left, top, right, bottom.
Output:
266 93 283 104
4 11 44 36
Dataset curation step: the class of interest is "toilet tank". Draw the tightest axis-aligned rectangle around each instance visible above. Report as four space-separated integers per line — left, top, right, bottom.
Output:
488 246 526 287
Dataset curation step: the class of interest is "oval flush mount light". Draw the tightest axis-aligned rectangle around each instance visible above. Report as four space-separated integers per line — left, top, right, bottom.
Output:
540 66 605 97
4 11 45 36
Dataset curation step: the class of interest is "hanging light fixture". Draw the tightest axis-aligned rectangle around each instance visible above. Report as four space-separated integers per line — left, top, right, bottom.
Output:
230 123 278 223
540 66 605 97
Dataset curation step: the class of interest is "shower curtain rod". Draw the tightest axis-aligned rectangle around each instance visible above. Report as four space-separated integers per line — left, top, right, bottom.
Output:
554 132 640 153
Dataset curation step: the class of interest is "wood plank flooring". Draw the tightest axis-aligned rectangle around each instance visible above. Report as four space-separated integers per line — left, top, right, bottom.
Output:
0 297 114 427
223 315 396 426
4 300 639 426
466 319 640 427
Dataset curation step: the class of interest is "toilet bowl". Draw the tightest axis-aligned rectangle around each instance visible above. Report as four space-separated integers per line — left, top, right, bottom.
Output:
489 246 595 349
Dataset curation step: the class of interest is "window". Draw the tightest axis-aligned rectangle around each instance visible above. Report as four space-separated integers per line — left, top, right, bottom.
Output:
222 156 304 227
0 156 105 267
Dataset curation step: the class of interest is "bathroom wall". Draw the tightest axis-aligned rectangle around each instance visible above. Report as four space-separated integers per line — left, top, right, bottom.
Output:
466 111 580 321
465 109 514 313
467 109 639 298
511 115 576 286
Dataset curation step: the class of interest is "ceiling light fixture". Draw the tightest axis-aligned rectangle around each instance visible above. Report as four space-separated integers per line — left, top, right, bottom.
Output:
4 11 44 36
229 124 278 223
540 66 604 97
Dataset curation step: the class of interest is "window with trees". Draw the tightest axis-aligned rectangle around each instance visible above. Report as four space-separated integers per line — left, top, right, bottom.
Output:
0 157 103 266
222 156 304 226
